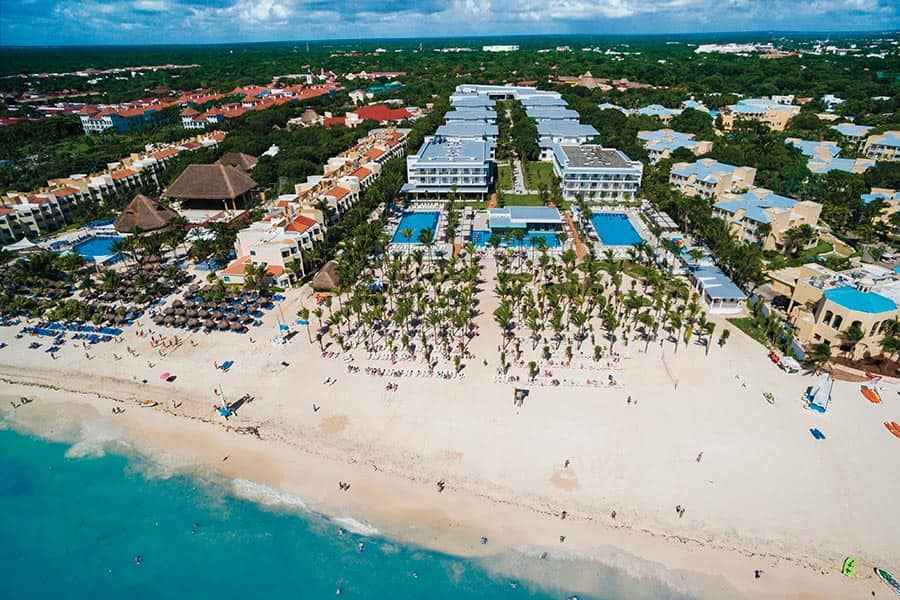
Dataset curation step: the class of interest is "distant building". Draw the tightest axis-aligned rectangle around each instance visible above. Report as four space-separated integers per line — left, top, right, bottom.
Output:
443 107 498 124
482 45 519 52
351 104 413 124
830 123 873 144
434 122 499 145
0 189 81 243
79 107 163 134
215 152 258 173
720 97 801 131
452 84 562 103
713 188 822 251
550 144 643 203
536 122 599 160
450 95 495 108
525 107 580 122
634 104 683 124
864 131 900 162
164 164 258 213
114 194 178 234
862 188 900 225
401 136 494 202
669 159 756 200
786 137 876 174
637 129 713 163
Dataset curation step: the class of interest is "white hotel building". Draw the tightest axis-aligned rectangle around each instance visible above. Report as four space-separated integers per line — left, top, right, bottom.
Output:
551 144 643 203
401 136 494 202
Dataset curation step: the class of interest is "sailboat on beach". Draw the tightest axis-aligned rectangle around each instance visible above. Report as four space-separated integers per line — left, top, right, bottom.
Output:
804 373 833 413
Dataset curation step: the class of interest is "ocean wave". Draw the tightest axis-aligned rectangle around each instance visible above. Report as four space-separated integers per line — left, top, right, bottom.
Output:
333 517 380 537
64 421 125 459
231 478 309 512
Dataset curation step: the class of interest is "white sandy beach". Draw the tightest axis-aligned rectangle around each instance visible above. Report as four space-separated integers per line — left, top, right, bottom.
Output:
2 260 899 599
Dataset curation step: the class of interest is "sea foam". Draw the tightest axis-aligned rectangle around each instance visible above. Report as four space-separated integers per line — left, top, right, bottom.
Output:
231 478 309 512
333 517 380 537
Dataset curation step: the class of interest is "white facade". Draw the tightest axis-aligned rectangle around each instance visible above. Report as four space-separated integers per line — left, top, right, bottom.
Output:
551 145 643 203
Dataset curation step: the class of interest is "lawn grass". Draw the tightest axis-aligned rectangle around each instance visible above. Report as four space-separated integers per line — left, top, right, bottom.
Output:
727 317 770 347
524 161 554 190
498 164 513 190
502 193 544 206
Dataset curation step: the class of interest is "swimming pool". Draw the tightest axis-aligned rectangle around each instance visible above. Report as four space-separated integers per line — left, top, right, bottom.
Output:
471 230 560 248
391 212 440 244
590 213 642 246
823 286 897 314
72 235 123 262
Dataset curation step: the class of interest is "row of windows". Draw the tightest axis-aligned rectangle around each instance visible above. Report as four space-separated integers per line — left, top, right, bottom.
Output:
821 311 892 336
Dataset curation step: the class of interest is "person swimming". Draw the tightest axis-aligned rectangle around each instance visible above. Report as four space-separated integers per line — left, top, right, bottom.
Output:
133 554 143 566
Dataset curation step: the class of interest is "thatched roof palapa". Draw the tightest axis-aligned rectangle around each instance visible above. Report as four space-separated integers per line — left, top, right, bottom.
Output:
165 164 257 201
311 260 340 292
216 152 258 173
115 194 178 234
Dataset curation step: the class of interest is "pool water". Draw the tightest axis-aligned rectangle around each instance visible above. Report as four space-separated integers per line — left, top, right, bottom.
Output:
590 213 642 246
73 235 123 261
471 230 560 249
823 286 897 314
392 212 440 244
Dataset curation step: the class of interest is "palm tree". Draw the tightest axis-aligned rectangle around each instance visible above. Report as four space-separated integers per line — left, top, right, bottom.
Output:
804 342 832 374
841 322 865 357
297 307 312 343
718 328 731 347
400 227 413 243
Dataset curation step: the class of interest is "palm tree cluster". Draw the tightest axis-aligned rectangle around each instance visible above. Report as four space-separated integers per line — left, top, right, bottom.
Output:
308 244 483 373
491 243 719 379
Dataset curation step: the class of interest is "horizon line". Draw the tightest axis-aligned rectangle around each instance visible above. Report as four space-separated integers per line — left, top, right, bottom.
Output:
1 29 898 51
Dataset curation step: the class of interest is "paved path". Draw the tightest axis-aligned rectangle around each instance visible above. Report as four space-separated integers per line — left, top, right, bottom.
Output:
512 158 527 194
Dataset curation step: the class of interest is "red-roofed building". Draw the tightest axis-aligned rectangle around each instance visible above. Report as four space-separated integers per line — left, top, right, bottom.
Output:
352 104 412 124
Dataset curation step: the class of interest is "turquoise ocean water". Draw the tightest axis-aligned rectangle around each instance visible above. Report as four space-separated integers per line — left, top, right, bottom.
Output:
0 427 579 600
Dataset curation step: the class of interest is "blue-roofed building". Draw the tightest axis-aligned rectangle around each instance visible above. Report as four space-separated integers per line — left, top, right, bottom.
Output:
637 129 713 163
864 130 900 162
635 104 683 124
469 206 564 249
786 137 875 174
401 136 494 201
450 95 495 108
453 84 562 102
487 206 563 230
525 107 580 122
687 265 747 314
435 122 499 145
861 187 900 226
519 95 568 107
680 99 719 119
444 107 497 124
831 123 873 143
537 121 599 159
669 158 757 200
713 188 822 251
720 97 800 131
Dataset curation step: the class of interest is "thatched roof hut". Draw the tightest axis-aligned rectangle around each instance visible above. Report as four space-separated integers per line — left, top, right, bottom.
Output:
114 194 178 234
165 164 257 210
311 261 340 292
216 152 258 173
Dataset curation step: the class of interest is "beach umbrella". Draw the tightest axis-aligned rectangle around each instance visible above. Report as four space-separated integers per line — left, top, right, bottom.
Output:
186 309 198 318
211 311 223 320
198 309 209 318
204 319 216 329
242 315 255 324
229 322 243 332
163 307 175 316
216 320 229 331
172 299 184 308
187 318 199 328
173 307 186 316
228 314 240 322
159 371 171 381
164 316 175 325
174 315 187 325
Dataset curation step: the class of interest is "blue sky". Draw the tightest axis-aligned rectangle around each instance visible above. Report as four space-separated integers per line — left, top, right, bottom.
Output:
1 0 898 46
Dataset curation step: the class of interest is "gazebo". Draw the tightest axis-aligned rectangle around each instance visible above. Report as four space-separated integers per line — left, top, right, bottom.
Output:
114 194 178 234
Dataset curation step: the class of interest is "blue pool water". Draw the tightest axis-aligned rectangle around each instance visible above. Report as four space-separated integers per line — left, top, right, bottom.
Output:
471 230 560 248
72 235 123 261
823 286 897 314
392 212 440 244
590 213 642 246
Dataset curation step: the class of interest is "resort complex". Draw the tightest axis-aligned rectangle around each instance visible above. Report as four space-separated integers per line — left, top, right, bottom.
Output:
3 33 900 600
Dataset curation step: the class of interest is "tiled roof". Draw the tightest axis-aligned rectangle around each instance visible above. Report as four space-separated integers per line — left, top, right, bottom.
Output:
286 214 318 233
324 186 351 200
713 188 797 224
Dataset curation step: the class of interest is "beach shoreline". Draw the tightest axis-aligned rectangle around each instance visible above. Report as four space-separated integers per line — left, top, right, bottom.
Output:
1 356 892 600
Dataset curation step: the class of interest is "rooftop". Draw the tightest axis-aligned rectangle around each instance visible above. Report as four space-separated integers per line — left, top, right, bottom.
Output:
435 122 499 138
714 188 797 224
671 158 740 182
831 123 873 138
537 121 599 138
554 144 636 169
786 138 841 160
691 266 747 301
824 286 897 314
638 129 703 153
868 130 900 148
449 95 495 108
444 108 497 121
415 137 492 164
525 107 580 120
637 104 683 118
488 206 562 229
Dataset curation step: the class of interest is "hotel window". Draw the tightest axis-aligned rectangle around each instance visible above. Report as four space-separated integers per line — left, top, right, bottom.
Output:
831 315 843 330
822 311 833 325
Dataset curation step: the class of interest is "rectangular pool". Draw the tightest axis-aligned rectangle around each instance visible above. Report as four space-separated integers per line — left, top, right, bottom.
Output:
391 212 440 244
72 235 123 262
590 213 641 246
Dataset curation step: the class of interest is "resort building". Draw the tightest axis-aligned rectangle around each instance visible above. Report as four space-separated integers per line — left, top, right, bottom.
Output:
634 104 682 124
164 163 259 215
537 122 599 160
434 122 499 145
681 99 719 119
669 159 757 200
864 131 900 162
79 106 164 134
719 97 801 131
216 152 258 173
114 194 178 234
519 96 569 108
401 136 494 202
786 137 876 174
482 45 519 52
768 263 900 359
450 95 495 108
637 129 713 163
713 188 823 251
525 107 580 122
452 84 562 103
831 123 873 144
862 188 900 225
0 190 81 243
687 265 748 315
550 144 643 203
470 206 564 248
